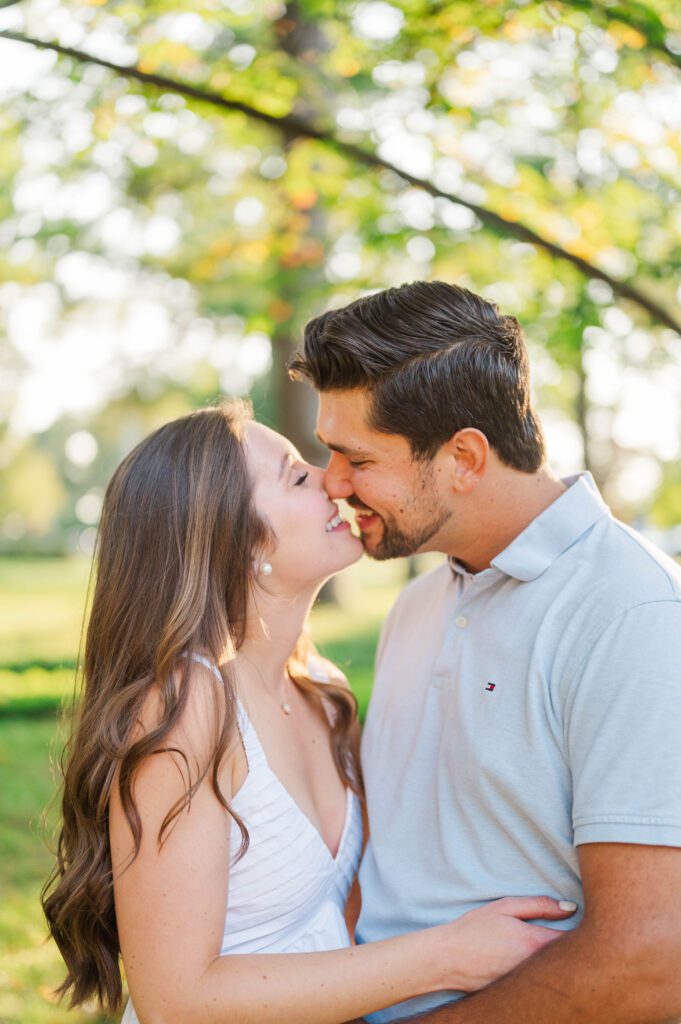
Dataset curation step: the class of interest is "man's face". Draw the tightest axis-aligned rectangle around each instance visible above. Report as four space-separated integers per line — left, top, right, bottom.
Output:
316 389 451 560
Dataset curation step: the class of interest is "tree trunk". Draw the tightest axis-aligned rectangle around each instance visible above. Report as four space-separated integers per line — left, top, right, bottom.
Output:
272 1 330 466
274 2 340 603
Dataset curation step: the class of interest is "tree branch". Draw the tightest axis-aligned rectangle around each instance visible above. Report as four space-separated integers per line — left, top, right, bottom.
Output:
1 29 679 335
557 0 681 71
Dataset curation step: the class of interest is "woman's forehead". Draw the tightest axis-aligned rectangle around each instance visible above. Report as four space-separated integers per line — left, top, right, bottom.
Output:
244 421 298 468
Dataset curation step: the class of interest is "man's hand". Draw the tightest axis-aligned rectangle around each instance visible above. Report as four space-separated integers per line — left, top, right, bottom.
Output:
400 843 681 1023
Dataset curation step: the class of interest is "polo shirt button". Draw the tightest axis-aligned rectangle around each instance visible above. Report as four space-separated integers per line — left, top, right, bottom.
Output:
455 615 468 628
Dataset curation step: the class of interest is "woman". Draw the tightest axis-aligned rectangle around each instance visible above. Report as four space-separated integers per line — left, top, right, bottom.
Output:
43 400 575 1024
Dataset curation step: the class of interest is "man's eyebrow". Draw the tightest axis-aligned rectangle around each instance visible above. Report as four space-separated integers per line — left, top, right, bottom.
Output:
315 434 369 458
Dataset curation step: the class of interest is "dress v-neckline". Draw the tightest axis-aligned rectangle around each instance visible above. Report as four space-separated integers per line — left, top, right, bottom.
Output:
185 654 354 864
235 696 354 864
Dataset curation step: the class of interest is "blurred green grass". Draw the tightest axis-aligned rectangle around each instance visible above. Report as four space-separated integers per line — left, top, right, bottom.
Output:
0 717 112 1024
0 557 92 667
0 669 76 717
0 553 435 1024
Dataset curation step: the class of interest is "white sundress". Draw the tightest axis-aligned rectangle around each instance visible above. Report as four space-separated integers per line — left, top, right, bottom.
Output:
121 654 363 1022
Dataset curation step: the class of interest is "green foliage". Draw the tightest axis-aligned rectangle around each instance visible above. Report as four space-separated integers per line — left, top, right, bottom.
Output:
650 465 681 528
0 446 67 535
0 0 679 528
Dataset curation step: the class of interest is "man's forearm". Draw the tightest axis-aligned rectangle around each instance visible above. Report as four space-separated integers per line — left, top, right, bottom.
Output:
401 925 681 1024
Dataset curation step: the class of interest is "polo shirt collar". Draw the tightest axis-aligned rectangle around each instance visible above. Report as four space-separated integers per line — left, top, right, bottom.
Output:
448 472 610 584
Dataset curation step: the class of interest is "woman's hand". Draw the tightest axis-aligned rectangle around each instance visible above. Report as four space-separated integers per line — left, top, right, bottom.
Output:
430 895 577 993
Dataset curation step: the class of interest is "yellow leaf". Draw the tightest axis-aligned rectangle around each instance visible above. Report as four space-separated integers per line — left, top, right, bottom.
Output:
503 19 530 42
191 257 218 280
565 238 598 261
608 23 647 49
291 188 318 210
498 201 521 220
239 240 269 263
269 299 293 322
138 57 159 75
336 58 361 78
209 238 233 257
574 204 602 230
210 72 233 91
39 985 62 1005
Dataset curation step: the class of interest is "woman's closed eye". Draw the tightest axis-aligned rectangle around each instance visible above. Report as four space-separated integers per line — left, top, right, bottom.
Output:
294 471 309 486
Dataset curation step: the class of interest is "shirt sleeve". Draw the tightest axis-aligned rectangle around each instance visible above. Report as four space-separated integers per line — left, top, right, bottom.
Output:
564 599 681 848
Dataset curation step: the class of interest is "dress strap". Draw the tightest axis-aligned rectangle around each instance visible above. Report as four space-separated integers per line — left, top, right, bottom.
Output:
189 652 224 684
187 653 265 771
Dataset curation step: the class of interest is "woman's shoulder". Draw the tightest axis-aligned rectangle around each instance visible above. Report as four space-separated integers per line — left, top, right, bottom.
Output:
133 653 236 765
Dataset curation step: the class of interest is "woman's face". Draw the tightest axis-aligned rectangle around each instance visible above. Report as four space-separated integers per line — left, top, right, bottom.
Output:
244 421 363 590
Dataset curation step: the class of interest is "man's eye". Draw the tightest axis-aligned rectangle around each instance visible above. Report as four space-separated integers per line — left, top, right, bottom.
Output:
349 460 367 469
294 471 309 486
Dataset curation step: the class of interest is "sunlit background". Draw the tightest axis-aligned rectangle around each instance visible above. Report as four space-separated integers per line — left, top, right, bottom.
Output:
0 3 680 1018
1 0 681 560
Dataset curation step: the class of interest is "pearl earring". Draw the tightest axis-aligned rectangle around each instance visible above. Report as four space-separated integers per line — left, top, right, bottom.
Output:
260 561 273 576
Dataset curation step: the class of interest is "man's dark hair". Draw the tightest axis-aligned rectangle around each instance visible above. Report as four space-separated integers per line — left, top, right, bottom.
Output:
289 280 546 472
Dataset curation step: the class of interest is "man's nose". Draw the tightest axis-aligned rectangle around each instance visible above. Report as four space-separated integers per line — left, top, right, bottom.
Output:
324 452 353 499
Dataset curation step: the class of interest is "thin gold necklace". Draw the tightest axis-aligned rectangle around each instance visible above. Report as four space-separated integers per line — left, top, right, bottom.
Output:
237 653 294 716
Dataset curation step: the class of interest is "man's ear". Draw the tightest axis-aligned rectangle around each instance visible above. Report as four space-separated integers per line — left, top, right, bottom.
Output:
441 429 489 494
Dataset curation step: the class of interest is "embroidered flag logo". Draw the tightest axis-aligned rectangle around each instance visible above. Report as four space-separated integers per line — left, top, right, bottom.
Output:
485 682 496 692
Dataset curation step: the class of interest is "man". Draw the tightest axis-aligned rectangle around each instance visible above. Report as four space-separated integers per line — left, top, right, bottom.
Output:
289 281 681 1023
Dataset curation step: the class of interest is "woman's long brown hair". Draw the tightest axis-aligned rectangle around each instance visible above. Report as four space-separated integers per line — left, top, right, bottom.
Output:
41 399 362 1014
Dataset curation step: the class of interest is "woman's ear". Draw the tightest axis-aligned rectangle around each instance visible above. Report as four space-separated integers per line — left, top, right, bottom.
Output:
441 428 489 494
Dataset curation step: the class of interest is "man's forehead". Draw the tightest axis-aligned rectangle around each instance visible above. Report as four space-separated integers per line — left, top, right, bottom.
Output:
315 390 406 457
316 390 372 445
317 388 369 421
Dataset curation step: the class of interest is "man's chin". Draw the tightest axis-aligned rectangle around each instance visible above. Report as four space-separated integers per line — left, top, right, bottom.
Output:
360 530 418 562
358 524 387 560
360 536 382 559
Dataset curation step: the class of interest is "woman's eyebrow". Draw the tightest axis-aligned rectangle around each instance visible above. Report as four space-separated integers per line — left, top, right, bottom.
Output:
278 453 291 480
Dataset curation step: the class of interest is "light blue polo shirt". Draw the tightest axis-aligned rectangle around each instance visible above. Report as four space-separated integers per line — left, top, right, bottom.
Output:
357 473 681 1022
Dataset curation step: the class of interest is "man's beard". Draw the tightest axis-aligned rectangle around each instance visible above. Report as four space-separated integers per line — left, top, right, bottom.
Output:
352 463 452 560
366 503 451 560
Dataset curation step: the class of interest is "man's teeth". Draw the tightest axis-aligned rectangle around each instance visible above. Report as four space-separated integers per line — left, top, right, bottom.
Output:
325 513 345 532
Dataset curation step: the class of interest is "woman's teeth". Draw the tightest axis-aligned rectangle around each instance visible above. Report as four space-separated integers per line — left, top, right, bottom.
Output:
325 513 345 532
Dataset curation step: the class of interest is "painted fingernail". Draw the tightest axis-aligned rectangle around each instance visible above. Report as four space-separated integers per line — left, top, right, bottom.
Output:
558 901 578 911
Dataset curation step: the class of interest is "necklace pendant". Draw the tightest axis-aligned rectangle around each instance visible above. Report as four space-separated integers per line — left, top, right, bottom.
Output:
281 701 292 715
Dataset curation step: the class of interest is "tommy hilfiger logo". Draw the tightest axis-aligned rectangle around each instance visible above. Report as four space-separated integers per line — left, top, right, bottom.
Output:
485 682 496 692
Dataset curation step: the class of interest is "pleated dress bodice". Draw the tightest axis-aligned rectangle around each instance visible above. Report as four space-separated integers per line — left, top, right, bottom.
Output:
222 684 362 954
121 656 363 1023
